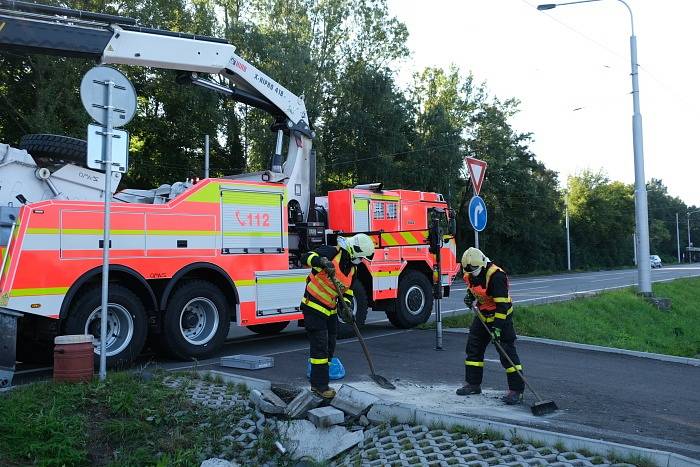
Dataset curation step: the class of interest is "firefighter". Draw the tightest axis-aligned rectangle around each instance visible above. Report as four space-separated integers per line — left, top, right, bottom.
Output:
301 233 375 399
456 247 525 405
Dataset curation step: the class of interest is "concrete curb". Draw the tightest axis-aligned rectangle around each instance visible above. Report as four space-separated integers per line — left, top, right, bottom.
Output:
442 329 700 367
365 398 700 467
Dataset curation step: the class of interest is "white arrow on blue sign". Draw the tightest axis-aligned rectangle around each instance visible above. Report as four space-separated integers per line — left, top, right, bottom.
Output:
468 196 487 232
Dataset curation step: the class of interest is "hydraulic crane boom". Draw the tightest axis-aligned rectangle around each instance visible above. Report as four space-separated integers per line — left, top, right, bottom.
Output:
0 0 316 220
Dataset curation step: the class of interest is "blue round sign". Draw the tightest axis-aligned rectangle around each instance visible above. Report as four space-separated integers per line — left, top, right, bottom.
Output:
468 196 487 232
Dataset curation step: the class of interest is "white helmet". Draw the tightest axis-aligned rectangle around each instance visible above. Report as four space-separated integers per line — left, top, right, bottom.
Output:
461 247 490 276
341 233 375 264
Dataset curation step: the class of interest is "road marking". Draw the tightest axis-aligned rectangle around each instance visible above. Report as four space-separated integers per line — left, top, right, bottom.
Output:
515 275 699 304
13 366 53 375
510 285 552 292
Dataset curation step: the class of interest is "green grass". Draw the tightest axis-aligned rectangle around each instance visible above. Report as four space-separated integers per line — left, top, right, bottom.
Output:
0 371 265 466
431 277 700 357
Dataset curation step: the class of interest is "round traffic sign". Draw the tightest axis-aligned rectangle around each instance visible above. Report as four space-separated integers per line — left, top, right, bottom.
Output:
468 196 488 232
80 66 137 127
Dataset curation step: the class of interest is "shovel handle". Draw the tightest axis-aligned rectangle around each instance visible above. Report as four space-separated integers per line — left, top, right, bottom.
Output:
329 275 379 378
471 306 546 403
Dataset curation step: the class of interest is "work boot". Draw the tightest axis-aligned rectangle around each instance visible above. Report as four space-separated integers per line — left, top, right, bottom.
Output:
311 386 336 399
456 383 481 396
502 390 523 405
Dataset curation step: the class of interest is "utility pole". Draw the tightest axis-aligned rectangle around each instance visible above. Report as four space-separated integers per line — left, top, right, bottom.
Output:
204 134 210 178
689 213 692 263
565 195 571 271
632 232 637 266
676 212 681 263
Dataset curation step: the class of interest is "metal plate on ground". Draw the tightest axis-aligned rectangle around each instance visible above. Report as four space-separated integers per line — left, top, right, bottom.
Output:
221 354 274 370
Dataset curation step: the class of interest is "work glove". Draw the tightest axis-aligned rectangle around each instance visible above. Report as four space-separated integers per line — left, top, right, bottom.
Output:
491 327 502 343
337 300 355 325
319 257 335 277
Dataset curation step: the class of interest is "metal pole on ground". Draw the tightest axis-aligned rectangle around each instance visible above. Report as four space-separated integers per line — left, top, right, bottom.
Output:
676 212 681 263
565 206 571 271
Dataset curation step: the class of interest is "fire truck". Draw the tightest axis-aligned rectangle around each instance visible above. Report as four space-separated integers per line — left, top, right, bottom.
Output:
0 2 459 376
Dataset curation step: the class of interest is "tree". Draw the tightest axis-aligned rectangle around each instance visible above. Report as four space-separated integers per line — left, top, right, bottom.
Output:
567 171 634 268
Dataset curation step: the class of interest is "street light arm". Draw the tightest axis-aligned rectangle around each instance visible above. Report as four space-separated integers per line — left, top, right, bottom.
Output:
536 0 635 36
616 0 635 36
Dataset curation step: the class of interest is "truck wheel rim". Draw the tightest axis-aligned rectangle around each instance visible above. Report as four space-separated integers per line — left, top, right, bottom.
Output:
179 297 219 345
86 304 134 357
405 285 425 316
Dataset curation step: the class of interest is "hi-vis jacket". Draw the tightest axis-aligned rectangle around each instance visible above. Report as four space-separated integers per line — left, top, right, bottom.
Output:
301 246 355 316
465 263 513 328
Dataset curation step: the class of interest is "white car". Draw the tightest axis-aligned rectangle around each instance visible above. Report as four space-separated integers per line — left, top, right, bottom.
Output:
650 255 662 268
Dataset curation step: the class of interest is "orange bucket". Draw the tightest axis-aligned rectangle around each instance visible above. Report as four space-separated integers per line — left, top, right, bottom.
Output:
53 335 94 383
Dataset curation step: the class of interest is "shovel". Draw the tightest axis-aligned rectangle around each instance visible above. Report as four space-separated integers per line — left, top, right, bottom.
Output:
472 306 558 416
330 276 396 390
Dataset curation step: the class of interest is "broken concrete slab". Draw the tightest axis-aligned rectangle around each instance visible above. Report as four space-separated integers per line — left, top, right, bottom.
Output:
367 399 416 425
280 419 363 461
250 388 287 415
200 458 240 467
285 388 323 418
330 384 379 417
307 406 344 428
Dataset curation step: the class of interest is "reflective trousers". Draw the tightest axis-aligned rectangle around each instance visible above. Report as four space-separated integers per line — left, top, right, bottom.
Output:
302 303 338 389
465 314 524 392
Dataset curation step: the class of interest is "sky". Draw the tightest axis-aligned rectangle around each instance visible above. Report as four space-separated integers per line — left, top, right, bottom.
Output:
387 0 700 207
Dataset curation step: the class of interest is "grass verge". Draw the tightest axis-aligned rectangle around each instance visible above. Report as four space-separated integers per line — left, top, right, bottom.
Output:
0 371 262 466
426 277 700 357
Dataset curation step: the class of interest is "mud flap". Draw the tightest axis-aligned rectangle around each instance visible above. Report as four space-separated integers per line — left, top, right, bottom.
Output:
0 309 22 388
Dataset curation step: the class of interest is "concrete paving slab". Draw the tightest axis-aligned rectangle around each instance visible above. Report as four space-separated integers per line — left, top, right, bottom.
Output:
330 384 380 417
280 419 363 461
285 388 323 418
307 406 345 428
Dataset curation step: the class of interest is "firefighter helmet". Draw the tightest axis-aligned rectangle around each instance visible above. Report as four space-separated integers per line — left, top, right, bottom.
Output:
461 247 489 276
343 233 375 264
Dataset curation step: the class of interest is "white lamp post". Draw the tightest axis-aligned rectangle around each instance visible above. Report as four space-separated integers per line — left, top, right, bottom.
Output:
538 0 652 294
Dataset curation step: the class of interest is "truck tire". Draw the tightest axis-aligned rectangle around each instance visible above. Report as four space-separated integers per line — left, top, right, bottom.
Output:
337 280 369 338
19 134 87 166
350 280 369 325
386 271 433 329
161 280 230 360
63 284 147 367
247 321 289 335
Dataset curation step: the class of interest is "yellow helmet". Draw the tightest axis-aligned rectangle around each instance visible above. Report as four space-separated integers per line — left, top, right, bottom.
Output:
461 247 489 276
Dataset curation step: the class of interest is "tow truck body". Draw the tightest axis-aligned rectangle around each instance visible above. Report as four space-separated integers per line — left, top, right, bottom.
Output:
0 1 459 385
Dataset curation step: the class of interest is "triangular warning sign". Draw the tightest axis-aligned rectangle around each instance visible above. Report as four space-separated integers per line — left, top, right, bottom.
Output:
465 156 487 195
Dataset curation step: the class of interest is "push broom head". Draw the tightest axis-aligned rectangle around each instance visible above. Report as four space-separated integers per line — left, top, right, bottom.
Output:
530 399 558 416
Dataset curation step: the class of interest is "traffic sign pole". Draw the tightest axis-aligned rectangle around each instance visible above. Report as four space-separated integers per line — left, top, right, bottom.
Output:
99 80 114 381
81 66 137 381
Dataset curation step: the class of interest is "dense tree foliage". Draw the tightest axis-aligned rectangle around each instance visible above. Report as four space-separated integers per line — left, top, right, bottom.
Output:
0 0 696 272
